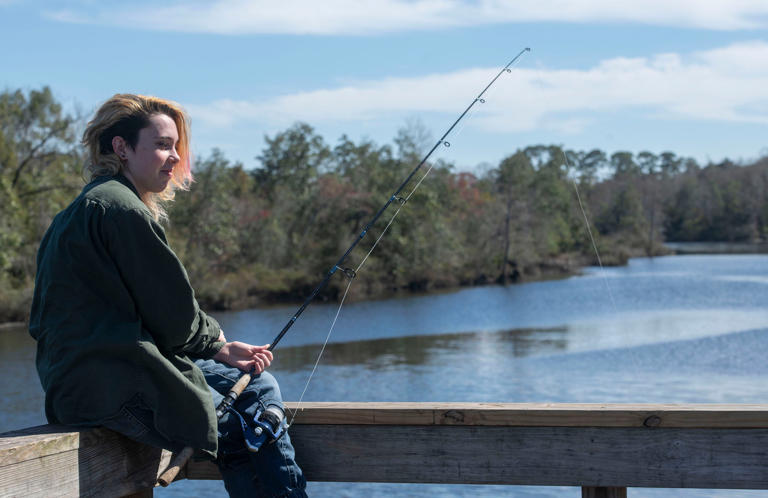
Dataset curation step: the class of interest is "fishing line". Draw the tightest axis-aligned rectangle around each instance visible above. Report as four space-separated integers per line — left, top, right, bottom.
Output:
561 150 649 387
287 278 354 424
158 76 521 481
352 68 499 271
286 52 529 422
286 154 436 423
562 151 618 314
354 97 484 272
288 90 486 423
269 47 530 354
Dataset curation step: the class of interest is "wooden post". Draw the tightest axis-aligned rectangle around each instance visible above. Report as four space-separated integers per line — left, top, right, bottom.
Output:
0 425 172 497
582 487 627 498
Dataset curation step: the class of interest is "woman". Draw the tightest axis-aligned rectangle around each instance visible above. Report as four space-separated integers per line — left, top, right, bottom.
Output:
29 94 307 497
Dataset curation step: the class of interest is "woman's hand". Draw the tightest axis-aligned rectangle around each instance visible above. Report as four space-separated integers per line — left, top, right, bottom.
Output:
213 341 273 373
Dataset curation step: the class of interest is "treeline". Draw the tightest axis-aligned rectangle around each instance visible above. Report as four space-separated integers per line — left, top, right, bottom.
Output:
1 87 767 321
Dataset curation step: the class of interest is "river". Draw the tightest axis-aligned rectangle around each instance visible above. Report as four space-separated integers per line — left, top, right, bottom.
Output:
2 254 767 497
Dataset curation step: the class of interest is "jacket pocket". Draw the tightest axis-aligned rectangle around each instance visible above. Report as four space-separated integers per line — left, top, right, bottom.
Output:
100 394 153 440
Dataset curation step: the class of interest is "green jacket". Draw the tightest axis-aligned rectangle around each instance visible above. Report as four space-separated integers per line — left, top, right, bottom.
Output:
29 174 225 455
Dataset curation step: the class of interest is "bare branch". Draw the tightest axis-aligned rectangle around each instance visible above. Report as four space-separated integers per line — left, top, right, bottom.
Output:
17 183 78 199
11 119 72 188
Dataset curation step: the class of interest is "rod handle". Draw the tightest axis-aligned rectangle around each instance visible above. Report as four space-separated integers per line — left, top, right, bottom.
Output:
157 446 194 486
156 371 253 486
231 371 253 396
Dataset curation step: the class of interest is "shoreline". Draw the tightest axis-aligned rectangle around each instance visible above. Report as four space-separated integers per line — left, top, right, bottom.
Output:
198 253 592 312
0 322 25 331
664 241 768 255
0 260 584 328
4 249 764 328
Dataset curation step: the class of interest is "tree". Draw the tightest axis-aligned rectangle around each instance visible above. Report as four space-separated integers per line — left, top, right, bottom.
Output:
659 152 683 177
253 122 330 200
494 151 535 283
0 87 80 321
571 148 606 185
610 151 640 178
664 179 705 241
637 151 658 176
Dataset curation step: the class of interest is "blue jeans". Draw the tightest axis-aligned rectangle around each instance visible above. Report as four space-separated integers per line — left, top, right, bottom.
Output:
101 359 307 498
196 359 307 498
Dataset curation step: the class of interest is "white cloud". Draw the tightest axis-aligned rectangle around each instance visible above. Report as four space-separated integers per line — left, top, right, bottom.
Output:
187 41 768 137
45 0 768 35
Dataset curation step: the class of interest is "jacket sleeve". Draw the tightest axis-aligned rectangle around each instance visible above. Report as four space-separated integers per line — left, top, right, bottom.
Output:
104 206 224 359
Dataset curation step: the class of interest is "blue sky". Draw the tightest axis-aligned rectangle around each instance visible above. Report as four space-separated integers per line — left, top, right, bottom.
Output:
1 0 767 172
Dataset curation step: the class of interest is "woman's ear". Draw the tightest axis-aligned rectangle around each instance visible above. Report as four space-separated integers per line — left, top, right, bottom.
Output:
112 136 128 160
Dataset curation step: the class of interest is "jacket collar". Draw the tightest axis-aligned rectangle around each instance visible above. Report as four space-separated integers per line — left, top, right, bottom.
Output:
106 173 141 199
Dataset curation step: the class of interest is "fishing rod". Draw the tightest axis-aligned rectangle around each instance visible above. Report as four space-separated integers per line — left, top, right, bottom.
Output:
158 47 530 486
269 46 530 351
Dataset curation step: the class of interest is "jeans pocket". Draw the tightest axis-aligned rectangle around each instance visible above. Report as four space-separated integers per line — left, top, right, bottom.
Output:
101 394 152 440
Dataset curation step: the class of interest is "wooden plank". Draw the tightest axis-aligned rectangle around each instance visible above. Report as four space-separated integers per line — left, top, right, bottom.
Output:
284 402 768 428
189 425 768 488
0 425 81 466
8 404 768 495
0 448 82 497
0 426 173 497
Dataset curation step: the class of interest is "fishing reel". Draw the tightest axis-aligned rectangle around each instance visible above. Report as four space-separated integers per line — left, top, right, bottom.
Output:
241 404 288 453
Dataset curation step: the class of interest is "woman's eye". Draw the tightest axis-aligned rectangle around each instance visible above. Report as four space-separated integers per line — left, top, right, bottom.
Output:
158 142 173 150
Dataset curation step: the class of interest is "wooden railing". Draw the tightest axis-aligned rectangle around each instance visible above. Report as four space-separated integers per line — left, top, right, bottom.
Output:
3 403 768 497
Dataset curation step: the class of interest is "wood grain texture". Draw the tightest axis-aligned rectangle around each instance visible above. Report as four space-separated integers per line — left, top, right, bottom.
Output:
285 425 768 487
187 423 768 489
0 425 81 466
0 426 173 497
7 403 768 496
284 402 768 428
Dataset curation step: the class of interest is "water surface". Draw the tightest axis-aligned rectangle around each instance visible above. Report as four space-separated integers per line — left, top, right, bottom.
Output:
2 255 767 497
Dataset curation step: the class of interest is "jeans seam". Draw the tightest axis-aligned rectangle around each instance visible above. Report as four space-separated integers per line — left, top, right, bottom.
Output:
280 438 297 490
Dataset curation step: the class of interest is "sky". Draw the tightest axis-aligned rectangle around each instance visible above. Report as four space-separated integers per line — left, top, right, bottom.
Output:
1 0 767 173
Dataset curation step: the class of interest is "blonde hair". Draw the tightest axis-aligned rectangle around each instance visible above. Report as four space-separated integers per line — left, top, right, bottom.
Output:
82 94 193 221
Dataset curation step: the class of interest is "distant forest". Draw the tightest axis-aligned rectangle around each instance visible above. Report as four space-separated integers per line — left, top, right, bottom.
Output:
2 86 767 322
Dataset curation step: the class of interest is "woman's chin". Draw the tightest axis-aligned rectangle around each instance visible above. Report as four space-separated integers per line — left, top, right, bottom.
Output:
154 176 172 192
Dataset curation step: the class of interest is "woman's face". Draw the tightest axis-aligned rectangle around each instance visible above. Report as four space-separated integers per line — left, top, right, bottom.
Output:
119 113 180 197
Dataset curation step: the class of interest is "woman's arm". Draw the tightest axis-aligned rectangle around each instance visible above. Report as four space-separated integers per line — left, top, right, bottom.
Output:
104 206 224 358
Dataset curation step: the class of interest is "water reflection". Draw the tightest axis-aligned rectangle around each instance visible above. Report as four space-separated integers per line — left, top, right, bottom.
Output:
0 325 45 432
272 327 568 372
3 255 768 498
0 324 33 354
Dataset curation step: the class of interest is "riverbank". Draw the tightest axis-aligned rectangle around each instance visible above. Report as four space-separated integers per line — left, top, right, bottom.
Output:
664 241 768 254
194 251 601 312
0 258 584 327
0 246 644 327
0 321 25 331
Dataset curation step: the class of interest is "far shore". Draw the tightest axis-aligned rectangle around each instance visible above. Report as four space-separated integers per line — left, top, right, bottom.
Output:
664 241 768 254
0 322 25 331
1 258 583 328
3 247 765 329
